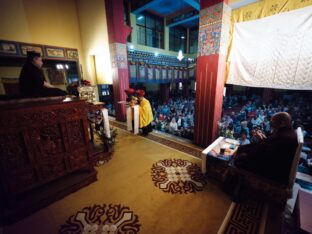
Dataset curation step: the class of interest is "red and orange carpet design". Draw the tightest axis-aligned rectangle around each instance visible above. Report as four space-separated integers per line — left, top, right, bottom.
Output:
59 204 141 234
151 159 207 194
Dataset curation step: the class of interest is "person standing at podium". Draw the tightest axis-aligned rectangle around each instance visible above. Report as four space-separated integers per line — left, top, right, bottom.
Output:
136 89 153 136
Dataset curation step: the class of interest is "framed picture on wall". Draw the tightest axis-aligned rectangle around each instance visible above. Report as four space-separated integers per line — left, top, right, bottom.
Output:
147 65 154 80
129 61 137 79
45 47 65 58
20 44 44 56
155 66 160 80
161 67 167 80
179 69 183 79
189 68 195 78
183 69 188 79
0 41 18 55
168 67 173 80
138 62 146 80
174 68 178 79
66 49 79 60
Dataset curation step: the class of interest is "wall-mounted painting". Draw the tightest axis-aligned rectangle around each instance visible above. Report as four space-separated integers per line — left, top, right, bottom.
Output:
179 69 183 79
129 61 137 79
155 66 160 80
0 41 18 55
161 67 167 80
66 49 79 60
138 62 146 80
147 65 154 80
174 68 178 80
20 44 43 56
168 67 173 80
45 47 65 58
183 69 188 79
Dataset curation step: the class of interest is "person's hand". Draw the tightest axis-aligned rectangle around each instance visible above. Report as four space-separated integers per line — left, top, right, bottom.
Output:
44 81 55 88
255 130 266 140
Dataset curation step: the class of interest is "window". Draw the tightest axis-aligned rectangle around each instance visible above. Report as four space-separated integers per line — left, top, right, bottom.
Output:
99 85 110 97
136 13 164 49
189 27 198 54
169 27 187 53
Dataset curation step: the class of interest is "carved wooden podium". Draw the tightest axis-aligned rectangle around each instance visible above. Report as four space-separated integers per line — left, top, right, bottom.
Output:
0 97 97 223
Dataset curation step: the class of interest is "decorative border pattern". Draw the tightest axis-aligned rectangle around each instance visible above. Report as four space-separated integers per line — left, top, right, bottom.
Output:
223 201 264 234
109 120 202 159
151 159 206 194
110 43 128 69
59 204 141 234
198 2 231 56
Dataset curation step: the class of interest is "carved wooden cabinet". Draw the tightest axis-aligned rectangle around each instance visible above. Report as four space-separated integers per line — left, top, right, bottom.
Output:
0 98 97 223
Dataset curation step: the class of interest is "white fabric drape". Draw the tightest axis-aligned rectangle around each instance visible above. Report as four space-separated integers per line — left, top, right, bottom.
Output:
227 5 312 90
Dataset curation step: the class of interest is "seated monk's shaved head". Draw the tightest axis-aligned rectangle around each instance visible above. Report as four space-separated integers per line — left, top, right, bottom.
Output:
271 112 292 130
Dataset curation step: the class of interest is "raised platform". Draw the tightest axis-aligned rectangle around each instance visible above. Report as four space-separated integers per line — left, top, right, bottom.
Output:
1 168 97 224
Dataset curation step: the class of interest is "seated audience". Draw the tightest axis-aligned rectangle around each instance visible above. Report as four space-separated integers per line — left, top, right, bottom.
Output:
238 131 250 145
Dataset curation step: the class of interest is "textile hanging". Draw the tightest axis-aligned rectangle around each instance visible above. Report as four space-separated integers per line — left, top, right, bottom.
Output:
227 5 312 90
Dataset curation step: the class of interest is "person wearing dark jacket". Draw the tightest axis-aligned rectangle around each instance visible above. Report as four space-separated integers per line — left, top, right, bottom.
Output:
19 51 67 98
234 112 298 185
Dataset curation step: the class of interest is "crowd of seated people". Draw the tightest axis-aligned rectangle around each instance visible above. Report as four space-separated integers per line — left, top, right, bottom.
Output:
219 93 312 175
150 97 195 140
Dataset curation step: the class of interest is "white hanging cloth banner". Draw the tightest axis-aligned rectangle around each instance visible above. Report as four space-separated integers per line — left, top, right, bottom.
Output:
227 5 312 90
101 108 111 138
126 105 139 134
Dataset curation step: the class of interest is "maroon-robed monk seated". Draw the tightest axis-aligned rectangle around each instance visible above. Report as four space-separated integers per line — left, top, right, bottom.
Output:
19 51 67 98
234 112 298 185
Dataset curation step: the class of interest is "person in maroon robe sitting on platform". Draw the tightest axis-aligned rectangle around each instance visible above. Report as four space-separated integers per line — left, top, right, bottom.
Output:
19 51 67 98
234 112 298 185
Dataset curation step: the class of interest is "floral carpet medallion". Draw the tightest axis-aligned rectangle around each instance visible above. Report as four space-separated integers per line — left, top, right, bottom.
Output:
151 159 207 194
59 204 141 234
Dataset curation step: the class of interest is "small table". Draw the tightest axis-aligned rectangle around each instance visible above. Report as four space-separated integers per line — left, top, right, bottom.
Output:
201 137 239 181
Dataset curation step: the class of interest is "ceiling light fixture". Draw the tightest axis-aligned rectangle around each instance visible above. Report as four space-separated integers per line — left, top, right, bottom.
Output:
177 50 184 61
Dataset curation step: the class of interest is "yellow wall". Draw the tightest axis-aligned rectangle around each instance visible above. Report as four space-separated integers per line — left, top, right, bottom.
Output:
0 0 88 93
76 0 112 86
0 67 21 94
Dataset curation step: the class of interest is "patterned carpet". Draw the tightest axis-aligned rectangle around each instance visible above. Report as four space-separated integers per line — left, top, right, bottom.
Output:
151 158 206 194
221 200 265 234
59 204 141 234
111 120 267 234
110 120 203 159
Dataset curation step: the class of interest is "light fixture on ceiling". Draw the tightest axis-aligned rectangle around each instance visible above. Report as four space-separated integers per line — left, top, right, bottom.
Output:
177 50 184 61
137 15 144 20
129 44 134 51
181 36 185 39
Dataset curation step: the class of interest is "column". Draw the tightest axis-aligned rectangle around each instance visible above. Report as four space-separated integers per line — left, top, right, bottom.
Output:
194 0 231 147
105 0 132 121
